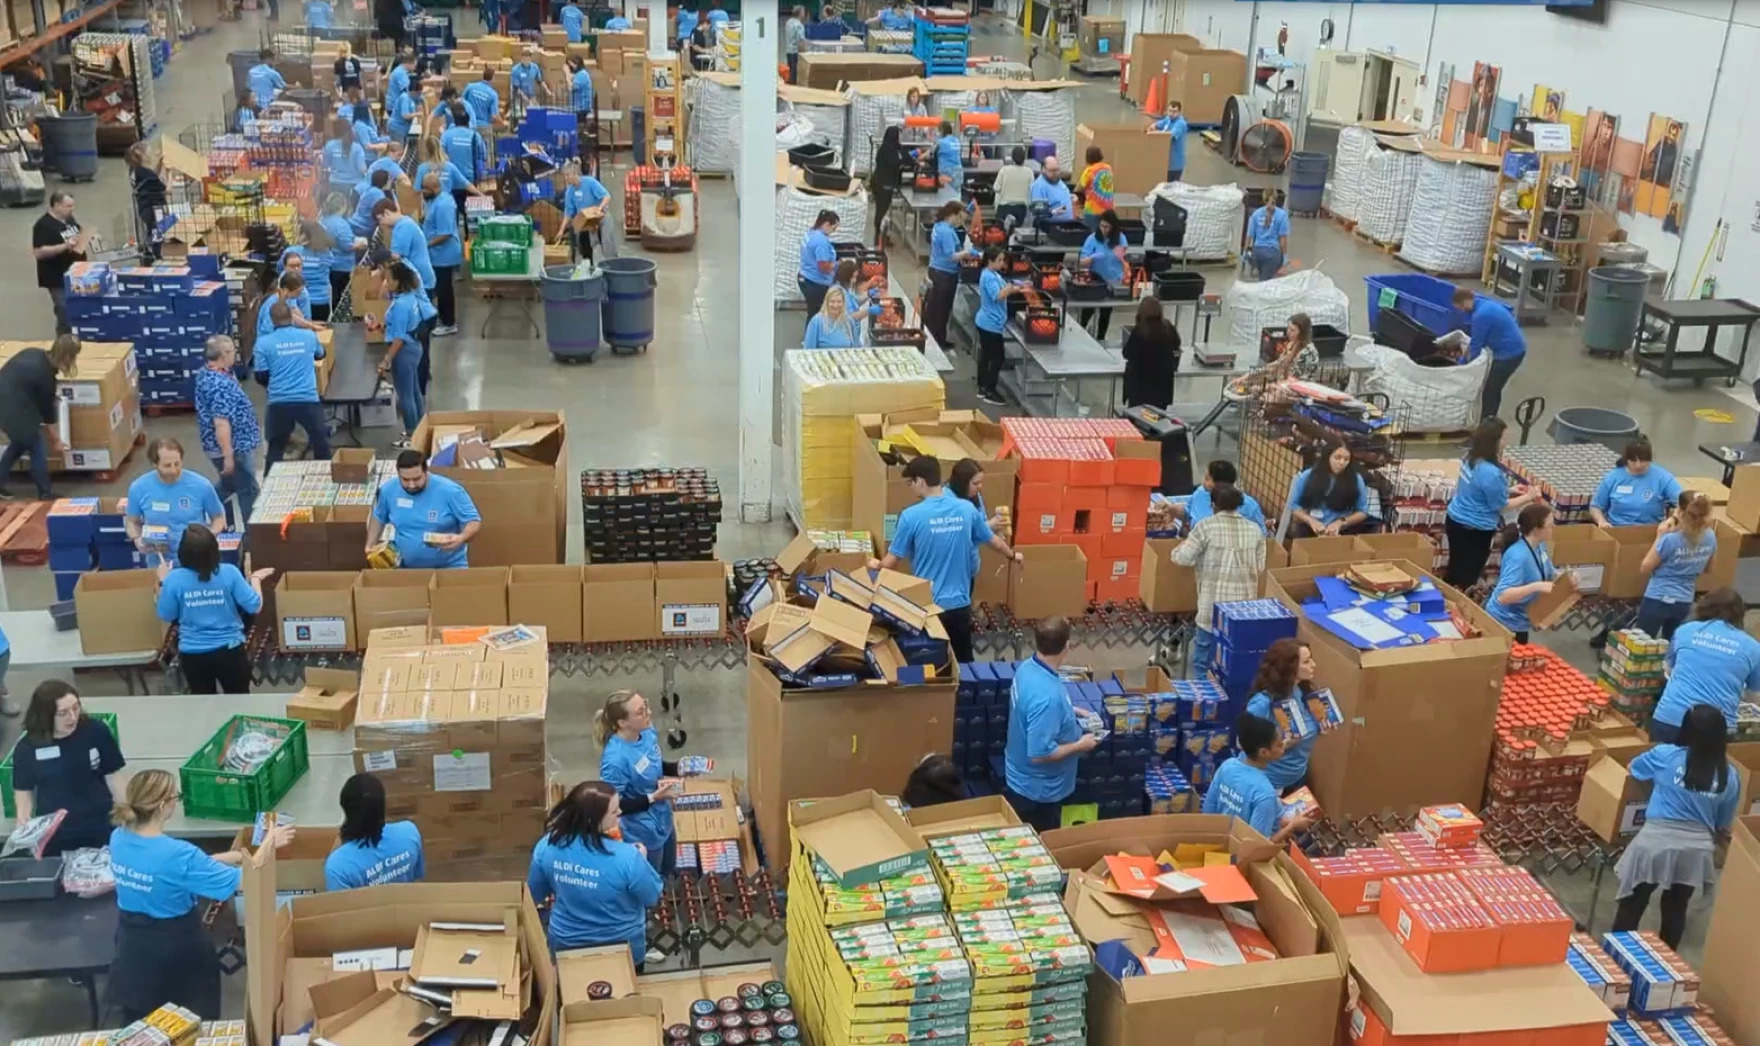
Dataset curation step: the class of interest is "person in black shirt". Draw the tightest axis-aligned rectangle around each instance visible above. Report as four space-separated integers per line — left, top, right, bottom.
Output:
333 41 363 93
1121 295 1181 408
689 19 715 70
127 142 169 261
11 680 126 854
0 334 79 500
870 125 906 248
32 191 86 335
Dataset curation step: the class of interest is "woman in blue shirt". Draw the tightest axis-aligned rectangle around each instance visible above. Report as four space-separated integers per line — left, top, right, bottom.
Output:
1487 502 1558 643
325 773 425 890
125 438 227 569
318 193 359 305
1590 439 1682 528
922 200 970 354
1650 588 1760 743
803 286 862 349
155 525 266 694
1637 492 1716 640
386 87 421 146
797 209 841 316
1244 188 1290 281
528 780 665 966
323 117 366 197
374 261 436 443
568 56 594 115
233 88 258 135
1199 713 1311 844
1242 638 1322 794
928 120 964 193
595 691 683 875
1612 704 1741 950
905 87 929 118
283 222 336 320
107 769 293 1021
973 246 1019 405
1076 208 1127 341
561 162 610 263
1443 417 1538 591
1287 442 1371 538
11 680 124 853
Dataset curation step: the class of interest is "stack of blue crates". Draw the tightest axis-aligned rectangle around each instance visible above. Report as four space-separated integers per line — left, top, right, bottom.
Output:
912 13 969 75
64 256 231 409
47 498 244 600
518 108 579 162
953 660 1014 785
1145 679 1232 798
1065 678 1150 819
1208 599 1299 706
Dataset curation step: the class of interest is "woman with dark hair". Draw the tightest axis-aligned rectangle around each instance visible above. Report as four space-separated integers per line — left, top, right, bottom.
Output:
973 245 1020 405
1590 439 1682 528
375 261 435 446
0 333 81 501
798 210 841 316
1444 417 1538 590
1486 502 1557 644
949 457 1005 583
1612 703 1741 950
902 753 965 808
923 200 971 350
324 773 425 889
10 680 123 853
1637 491 1716 641
323 116 366 197
871 125 907 247
125 144 167 261
1077 208 1127 340
1121 295 1180 408
1243 638 1319 794
155 524 267 695
992 145 1033 231
1286 442 1370 538
1649 587 1760 744
527 780 665 965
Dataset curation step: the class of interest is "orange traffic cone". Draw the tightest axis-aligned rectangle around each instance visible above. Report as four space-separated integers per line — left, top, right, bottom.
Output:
1141 61 1164 116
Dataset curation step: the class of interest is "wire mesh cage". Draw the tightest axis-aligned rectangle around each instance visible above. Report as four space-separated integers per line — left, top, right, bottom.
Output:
1237 380 1410 534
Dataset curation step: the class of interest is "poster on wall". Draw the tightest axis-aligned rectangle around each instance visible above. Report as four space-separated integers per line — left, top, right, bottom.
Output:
1530 85 1565 122
1664 149 1696 235
1612 136 1643 215
1442 79 1470 146
1433 62 1454 132
1463 62 1501 148
1637 114 1685 218
1490 97 1518 143
1581 109 1618 205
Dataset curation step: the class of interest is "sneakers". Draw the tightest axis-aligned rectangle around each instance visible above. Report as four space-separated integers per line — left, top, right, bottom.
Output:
976 389 1007 406
434 324 459 337
644 948 666 966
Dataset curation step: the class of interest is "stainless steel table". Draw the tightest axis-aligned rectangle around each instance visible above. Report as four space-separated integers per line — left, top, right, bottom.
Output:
886 272 954 374
0 610 160 695
951 284 1124 416
889 186 962 263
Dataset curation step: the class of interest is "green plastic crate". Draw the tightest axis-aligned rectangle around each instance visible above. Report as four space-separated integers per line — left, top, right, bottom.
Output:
478 215 533 247
1 712 121 819
472 242 528 276
178 715 309 823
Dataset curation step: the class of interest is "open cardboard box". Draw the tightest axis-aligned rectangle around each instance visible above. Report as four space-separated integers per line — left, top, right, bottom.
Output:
561 996 666 1046
557 944 639 1006
308 971 454 1046
1702 815 1760 1046
1549 525 1617 595
286 666 360 730
1602 524 1660 600
635 961 778 1027
277 571 360 651
905 795 1022 838
790 788 930 888
1575 733 1655 842
850 409 1017 552
412 411 569 567
1139 537 1284 613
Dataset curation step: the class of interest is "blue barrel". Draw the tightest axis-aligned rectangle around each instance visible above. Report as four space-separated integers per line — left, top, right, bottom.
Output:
1287 151 1328 214
37 114 98 181
600 256 656 352
542 264 605 361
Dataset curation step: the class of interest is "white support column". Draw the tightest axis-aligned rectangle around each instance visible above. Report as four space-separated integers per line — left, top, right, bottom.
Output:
737 11 777 525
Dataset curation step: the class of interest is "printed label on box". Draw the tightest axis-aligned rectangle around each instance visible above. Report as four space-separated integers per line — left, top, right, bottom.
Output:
1111 559 1129 578
1038 513 1056 534
281 615 350 651
1111 511 1128 531
60 383 102 406
662 603 722 636
1364 880 1382 902
1395 908 1412 942
1619 800 1647 835
1573 564 1606 593
361 750 396 772
434 751 492 792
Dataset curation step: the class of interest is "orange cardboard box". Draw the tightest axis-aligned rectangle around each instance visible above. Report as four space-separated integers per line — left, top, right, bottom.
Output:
1016 482 1064 519
1112 441 1162 487
1456 866 1572 967
1289 843 1407 916
1015 456 1069 486
1073 534 1106 573
1095 574 1138 605
1103 507 1147 534
1379 873 1501 974
1064 485 1108 515
1067 456 1116 488
1017 511 1076 541
1347 1001 1460 1046
1101 526 1147 557
1108 484 1148 509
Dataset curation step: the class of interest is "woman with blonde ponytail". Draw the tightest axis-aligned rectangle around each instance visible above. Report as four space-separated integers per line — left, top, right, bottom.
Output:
1638 491 1718 641
596 691 681 891
106 769 294 1021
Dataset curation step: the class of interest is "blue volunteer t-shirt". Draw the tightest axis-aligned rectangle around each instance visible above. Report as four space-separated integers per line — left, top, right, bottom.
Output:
1654 619 1760 728
1029 177 1073 220
1630 745 1741 832
111 829 242 918
321 214 358 271
256 289 312 335
1485 537 1552 633
387 91 420 138
1003 655 1082 803
442 125 484 180
935 134 963 190
462 81 500 125
365 154 403 185
975 269 1009 334
351 185 387 236
1447 458 1512 531
1464 299 1526 362
560 3 584 40
156 564 261 654
1245 689 1312 790
324 140 365 187
422 193 463 268
372 474 481 569
571 69 594 112
1247 206 1289 250
254 326 325 403
1186 488 1266 531
126 471 225 564
1288 468 1370 527
247 63 285 104
416 160 475 196
390 215 436 290
601 728 674 851
928 222 962 274
803 316 860 349
1154 114 1188 170
890 489 994 610
510 62 542 98
1080 234 1126 284
528 836 664 958
324 821 426 889
1201 755 1281 838
799 229 836 286
1646 530 1716 605
1593 465 1682 526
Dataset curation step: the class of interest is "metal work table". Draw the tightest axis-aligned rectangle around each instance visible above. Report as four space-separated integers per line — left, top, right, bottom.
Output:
0 893 117 1027
1493 243 1562 325
951 284 1123 416
320 324 385 447
472 246 546 338
1698 440 1760 487
1636 297 1760 385
889 185 962 262
0 610 160 695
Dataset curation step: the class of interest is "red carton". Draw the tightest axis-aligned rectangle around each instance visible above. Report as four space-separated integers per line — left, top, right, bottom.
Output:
1290 843 1407 916
1379 873 1501 974
1457 866 1572 967
1415 803 1485 849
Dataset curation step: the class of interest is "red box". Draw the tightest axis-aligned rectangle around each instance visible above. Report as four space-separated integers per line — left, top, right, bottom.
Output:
1456 867 1572 967
1072 534 1105 572
1108 483 1151 509
1103 507 1146 534
1101 526 1147 557
1290 843 1407 916
1346 1001 1461 1046
1379 873 1501 974
1064 485 1108 515
1067 456 1116 488
1095 572 1139 604
1016 517 1074 542
1016 482 1065 519
1015 455 1069 486
1112 440 1162 487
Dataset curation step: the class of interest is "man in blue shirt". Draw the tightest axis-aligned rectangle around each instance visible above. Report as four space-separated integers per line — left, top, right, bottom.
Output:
562 163 610 263
376 198 435 296
1201 713 1312 843
351 168 392 237
247 49 286 105
1152 100 1188 183
1002 617 1098 832
420 172 462 336
1181 460 1266 532
869 455 1023 665
1452 287 1525 421
559 0 585 41
387 52 415 112
253 302 331 465
509 48 545 106
442 106 488 182
1028 155 1073 223
366 449 483 568
194 335 263 529
462 69 501 128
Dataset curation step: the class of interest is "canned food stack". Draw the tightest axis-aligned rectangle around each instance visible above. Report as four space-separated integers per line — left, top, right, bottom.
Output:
1598 629 1668 724
1501 444 1620 524
1487 645 1605 809
579 466 723 564
669 982 802 1046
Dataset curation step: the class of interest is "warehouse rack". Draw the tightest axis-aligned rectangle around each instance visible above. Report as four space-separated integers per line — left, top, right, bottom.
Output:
911 8 967 75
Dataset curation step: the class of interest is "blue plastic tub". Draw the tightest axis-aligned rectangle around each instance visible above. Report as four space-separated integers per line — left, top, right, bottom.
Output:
1364 272 1510 336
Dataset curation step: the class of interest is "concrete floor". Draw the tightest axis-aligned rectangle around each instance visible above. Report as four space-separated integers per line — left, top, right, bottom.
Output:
0 10 1750 1039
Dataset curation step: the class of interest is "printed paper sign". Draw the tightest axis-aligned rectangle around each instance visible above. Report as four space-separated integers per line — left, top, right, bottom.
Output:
662 603 722 636
433 751 492 792
281 616 350 651
361 750 397 772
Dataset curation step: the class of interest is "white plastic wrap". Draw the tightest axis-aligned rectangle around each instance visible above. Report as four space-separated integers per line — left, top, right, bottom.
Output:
688 76 739 174
1222 269 1351 347
734 111 819 173
1144 182 1244 260
1344 341 1490 432
774 186 872 301
1399 156 1497 276
792 103 851 166
848 89 908 175
1010 89 1076 166
1321 125 1374 223
1356 147 1423 246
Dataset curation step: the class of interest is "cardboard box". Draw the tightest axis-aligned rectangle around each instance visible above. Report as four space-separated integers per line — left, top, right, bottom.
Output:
1725 465 1760 530
1079 15 1125 55
330 447 374 484
354 570 436 635
1165 47 1248 126
583 563 659 642
632 961 777 1028
509 564 584 643
906 794 1023 838
1353 532 1435 569
1603 524 1659 600
1701 816 1760 1046
1575 741 1654 842
790 789 929 888
73 569 165 655
1138 537 1197 613
561 996 665 1046
1548 524 1617 595
412 412 568 567
1126 32 1205 105
655 560 726 637
278 571 360 651
1526 567 1582 630
1077 122 1172 199
1011 544 1088 619
230 825 337 893
793 51 923 90
557 944 638 1006
429 566 510 628
287 667 360 730
850 410 1018 553
1701 516 1742 593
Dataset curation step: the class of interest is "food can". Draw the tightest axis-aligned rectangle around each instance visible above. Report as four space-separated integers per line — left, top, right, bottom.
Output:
738 983 763 998
720 1014 746 1031
691 1001 719 1020
746 1012 771 1028
771 1008 796 1026
775 1025 800 1041
587 980 613 1000
725 1031 749 1046
761 981 785 996
766 993 792 1011
751 1029 775 1044
741 996 767 1012
718 997 742 1014
696 1034 723 1046
668 1026 692 1042
694 1018 720 1033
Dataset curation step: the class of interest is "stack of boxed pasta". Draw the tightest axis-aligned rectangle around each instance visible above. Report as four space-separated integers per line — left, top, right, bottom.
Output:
784 791 1089 1046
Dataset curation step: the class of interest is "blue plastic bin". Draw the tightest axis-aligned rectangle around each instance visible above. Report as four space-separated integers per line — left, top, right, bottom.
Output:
1364 272 1510 336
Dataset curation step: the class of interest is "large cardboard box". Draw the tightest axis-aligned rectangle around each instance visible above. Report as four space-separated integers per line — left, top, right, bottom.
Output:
655 560 727 638
1076 122 1172 198
411 412 569 566
1165 47 1249 126
584 563 659 642
1139 536 1284 612
286 667 360 730
794 52 923 90
1264 561 1512 819
851 410 1018 552
1548 524 1618 595
1701 516 1743 593
509 564 585 643
230 825 338 892
1078 15 1124 56
429 566 510 627
1730 741 1760 817
1701 815 1760 1046
1602 524 1659 600
277 571 360 651
73 569 165 655
1010 544 1087 619
1724 464 1760 530
1575 737 1654 842
354 570 436 635
1289 536 1363 567
1125 32 1204 105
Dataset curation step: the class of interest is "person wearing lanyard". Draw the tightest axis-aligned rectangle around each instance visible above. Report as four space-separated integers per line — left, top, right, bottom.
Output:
1244 639 1321 795
1637 492 1716 641
156 525 267 695
107 769 295 1022
1450 287 1526 419
324 117 366 196
972 246 1020 406
1076 146 1113 228
1029 156 1073 223
1611 704 1741 951
1650 588 1760 744
1245 189 1289 281
1444 417 1538 591
372 266 436 444
510 49 546 106
559 0 584 41
125 438 226 569
442 104 487 183
420 172 462 337
803 289 862 349
1202 713 1313 844
254 302 332 465
319 193 358 304
1177 460 1266 532
10 680 124 853
1486 502 1558 644
596 691 684 880
797 209 840 316
932 121 964 194
324 773 425 889
247 49 285 105
367 449 482 568
1153 100 1188 183
1286 442 1371 538
1002 617 1097 832
561 162 610 263
257 271 318 335
1077 209 1127 341
922 200 971 352
869 455 1024 666
529 781 664 965
1591 439 1682 528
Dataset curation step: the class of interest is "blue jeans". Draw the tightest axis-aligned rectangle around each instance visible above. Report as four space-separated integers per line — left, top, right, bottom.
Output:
210 453 259 531
1634 598 1691 642
1251 245 1283 281
391 347 425 433
1187 627 1214 679
646 831 678 877
0 429 51 497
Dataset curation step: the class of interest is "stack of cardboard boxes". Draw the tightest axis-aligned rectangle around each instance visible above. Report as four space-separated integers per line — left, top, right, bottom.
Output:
247 458 397 582
852 409 1017 552
0 341 143 478
61 259 232 410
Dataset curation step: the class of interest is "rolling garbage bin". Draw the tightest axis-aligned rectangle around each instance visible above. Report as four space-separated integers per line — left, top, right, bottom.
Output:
1548 406 1640 453
1583 266 1650 357
37 114 98 181
1287 152 1329 214
541 263 606 362
599 256 656 354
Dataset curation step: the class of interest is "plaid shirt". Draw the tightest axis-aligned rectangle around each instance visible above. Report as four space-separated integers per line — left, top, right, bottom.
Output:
1170 511 1266 631
194 366 263 460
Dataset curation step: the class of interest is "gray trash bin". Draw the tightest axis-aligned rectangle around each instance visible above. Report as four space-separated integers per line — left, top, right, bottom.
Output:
599 256 656 353
1287 151 1329 214
541 264 606 362
1548 406 1640 453
1583 266 1651 356
36 114 98 181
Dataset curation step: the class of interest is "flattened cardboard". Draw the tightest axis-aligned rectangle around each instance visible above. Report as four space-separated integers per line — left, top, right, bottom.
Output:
410 918 518 992
560 995 667 1046
789 789 929 888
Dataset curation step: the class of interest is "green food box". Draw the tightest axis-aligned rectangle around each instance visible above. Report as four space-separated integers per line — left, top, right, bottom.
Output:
1 712 120 819
178 714 309 823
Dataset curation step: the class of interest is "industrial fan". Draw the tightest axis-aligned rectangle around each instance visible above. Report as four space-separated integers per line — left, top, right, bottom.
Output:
1238 118 1294 173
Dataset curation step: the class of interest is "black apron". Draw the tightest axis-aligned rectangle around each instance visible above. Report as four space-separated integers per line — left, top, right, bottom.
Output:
106 908 222 1022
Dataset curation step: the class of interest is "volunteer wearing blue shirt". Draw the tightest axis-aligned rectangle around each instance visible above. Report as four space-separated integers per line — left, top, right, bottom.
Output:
510 53 544 103
931 121 964 193
1077 209 1127 341
254 302 332 465
247 49 285 104
373 265 438 440
873 0 911 29
10 680 124 853
1443 418 1538 590
377 199 435 292
1028 157 1074 222
257 271 317 335
233 89 258 135
871 455 1023 666
1181 461 1266 532
155 525 265 694
1153 101 1189 183
559 0 584 41
463 70 500 127
1451 286 1525 419
562 163 610 263
568 56 594 113
675 5 697 48
350 169 391 236
1243 639 1321 793
0 621 10 716
420 172 462 336
1286 443 1371 537
442 106 488 181
1652 588 1760 742
367 449 482 569
352 105 387 153
1591 439 1682 527
923 200 972 352
325 773 426 890
706 0 728 27
1612 704 1741 951
1245 190 1290 281
107 769 293 1022
125 438 226 569
797 209 841 316
319 193 358 303
597 692 686 875
803 291 862 348
323 118 367 195
1638 492 1716 640
388 54 415 111
604 13 630 30
387 89 421 143
281 241 332 320
303 0 332 25
1002 618 1098 832
1202 714 1311 843
1487 502 1558 643
528 780 665 965
973 246 1020 405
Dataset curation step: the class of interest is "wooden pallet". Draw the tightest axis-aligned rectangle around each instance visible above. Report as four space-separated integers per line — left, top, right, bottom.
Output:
1353 227 1400 254
1394 254 1480 280
0 500 49 566
54 430 146 485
